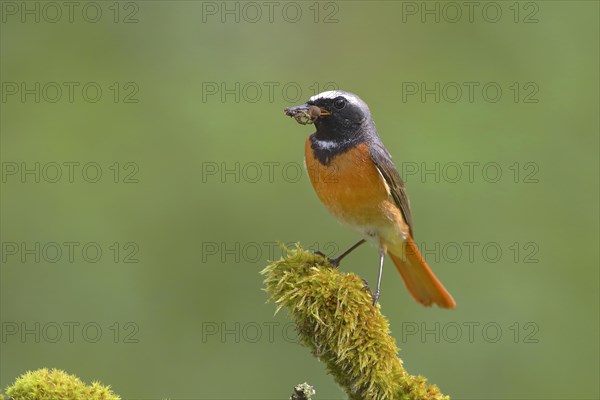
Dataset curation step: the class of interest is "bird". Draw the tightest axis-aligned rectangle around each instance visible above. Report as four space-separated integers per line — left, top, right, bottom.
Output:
284 90 456 308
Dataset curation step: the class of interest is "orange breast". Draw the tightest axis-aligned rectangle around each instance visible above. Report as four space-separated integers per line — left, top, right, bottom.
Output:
305 139 402 232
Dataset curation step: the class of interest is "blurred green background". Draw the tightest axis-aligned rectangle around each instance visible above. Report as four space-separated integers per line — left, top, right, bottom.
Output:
1 1 598 399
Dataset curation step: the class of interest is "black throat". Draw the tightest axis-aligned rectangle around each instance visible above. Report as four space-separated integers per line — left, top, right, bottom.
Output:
309 131 367 165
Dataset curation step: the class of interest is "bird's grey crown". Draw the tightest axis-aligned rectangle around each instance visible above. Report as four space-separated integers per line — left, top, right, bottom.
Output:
308 90 371 114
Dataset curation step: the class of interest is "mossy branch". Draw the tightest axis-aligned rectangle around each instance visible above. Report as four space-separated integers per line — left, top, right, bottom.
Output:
261 244 449 400
2 368 120 400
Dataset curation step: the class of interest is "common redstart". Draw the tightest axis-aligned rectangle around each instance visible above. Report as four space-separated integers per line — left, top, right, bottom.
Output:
284 90 456 308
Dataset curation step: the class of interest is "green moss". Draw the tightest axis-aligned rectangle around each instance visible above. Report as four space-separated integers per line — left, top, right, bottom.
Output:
261 244 449 400
5 368 120 400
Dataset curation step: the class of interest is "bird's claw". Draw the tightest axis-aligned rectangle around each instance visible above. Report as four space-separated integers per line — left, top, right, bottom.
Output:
361 278 379 306
313 251 340 268
371 290 380 306
361 278 371 291
314 250 326 258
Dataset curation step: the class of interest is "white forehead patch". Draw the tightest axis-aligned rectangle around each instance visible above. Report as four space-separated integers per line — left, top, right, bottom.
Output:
308 90 366 110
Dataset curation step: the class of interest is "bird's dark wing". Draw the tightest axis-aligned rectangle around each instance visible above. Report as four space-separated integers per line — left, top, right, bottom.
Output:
369 140 414 236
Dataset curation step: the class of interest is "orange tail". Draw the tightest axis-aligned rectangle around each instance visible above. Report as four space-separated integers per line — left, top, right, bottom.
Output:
388 236 456 309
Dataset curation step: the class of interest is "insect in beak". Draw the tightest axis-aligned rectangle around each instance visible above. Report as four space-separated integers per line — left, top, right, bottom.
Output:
284 104 331 125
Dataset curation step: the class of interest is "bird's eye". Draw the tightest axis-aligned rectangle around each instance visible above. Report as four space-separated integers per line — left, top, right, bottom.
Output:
333 97 346 110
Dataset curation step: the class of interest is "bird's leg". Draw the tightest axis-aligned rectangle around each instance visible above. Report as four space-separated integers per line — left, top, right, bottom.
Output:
315 239 366 268
371 246 386 306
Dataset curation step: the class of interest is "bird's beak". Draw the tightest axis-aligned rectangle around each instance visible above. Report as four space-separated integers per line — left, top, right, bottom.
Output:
284 104 331 125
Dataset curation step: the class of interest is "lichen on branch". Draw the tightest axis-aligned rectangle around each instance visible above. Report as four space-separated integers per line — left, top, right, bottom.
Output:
261 244 449 400
290 382 316 400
